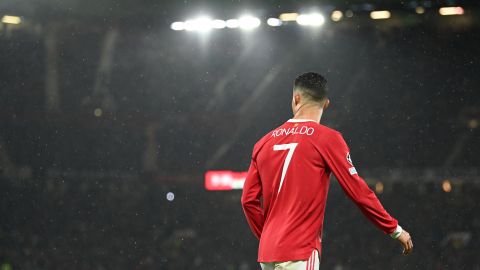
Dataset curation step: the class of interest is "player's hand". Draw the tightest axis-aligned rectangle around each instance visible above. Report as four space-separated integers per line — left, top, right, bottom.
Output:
396 230 413 255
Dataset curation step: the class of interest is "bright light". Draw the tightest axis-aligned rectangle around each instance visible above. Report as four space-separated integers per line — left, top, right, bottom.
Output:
375 182 384 194
94 108 103 117
468 119 478 129
442 180 452 193
279 12 299 22
370 10 391 20
226 19 240 28
196 17 213 32
170 22 185 31
205 171 247 190
331 10 343 21
439 6 464 16
166 192 175 201
211 19 226 29
184 20 196 31
171 18 227 31
297 13 325 26
267 18 282 27
183 17 213 32
1 15 21 25
415 6 425 14
238 16 261 30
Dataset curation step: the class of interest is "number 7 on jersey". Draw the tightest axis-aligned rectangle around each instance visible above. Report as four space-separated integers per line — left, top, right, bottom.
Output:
273 143 298 194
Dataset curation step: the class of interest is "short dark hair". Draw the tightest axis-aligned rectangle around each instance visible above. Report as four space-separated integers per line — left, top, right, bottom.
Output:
293 72 328 103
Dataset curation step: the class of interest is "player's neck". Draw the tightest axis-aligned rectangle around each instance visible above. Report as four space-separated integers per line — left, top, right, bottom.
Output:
292 105 323 123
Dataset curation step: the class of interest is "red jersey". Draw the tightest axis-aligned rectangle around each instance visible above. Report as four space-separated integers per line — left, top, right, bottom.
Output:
241 119 398 262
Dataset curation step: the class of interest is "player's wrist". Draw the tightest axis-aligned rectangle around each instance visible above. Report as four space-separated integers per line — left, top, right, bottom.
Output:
390 225 403 239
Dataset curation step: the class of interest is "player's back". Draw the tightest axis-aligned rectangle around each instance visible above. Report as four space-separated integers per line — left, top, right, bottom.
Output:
252 119 337 262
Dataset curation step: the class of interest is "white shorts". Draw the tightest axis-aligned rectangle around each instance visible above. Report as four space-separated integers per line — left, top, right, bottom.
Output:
260 249 320 270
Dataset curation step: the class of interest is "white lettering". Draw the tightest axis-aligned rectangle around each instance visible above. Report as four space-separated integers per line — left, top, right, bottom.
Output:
271 125 315 138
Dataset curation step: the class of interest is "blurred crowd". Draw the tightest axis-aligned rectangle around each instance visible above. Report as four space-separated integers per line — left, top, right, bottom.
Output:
1 5 479 270
1 24 479 176
1 174 479 270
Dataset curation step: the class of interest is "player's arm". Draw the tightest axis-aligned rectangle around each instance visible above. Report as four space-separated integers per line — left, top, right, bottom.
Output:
321 132 413 254
241 159 264 239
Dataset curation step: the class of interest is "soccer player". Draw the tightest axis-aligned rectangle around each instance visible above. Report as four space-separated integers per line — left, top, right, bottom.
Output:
241 72 413 270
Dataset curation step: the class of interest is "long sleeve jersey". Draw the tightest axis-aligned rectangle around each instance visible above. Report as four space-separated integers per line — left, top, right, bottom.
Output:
241 119 398 262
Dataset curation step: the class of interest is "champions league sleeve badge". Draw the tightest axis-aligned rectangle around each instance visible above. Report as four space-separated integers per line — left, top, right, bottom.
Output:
346 152 353 165
346 152 357 175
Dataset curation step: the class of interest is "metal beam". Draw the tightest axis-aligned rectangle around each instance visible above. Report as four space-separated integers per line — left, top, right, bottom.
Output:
44 26 60 112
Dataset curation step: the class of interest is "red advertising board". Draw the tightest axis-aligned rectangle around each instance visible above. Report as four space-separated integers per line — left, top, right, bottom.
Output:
204 171 248 190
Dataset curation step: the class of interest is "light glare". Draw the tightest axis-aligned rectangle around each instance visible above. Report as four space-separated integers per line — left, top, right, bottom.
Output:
184 20 197 31
375 182 384 194
1 15 21 25
415 6 425 14
370 10 391 20
442 180 452 193
170 22 185 31
439 7 464 16
211 19 226 29
166 192 175 201
296 13 325 26
331 10 343 21
267 18 282 27
279 13 299 22
226 19 240 28
196 17 213 32
239 16 261 30
182 17 213 32
94 108 103 117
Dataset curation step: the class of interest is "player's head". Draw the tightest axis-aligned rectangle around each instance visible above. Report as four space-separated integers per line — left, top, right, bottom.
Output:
292 72 329 114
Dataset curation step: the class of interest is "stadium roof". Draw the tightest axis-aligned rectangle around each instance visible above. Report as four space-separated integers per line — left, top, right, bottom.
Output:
0 0 478 25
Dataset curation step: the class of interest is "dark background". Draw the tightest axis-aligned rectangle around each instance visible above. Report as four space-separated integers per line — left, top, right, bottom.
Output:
0 0 479 269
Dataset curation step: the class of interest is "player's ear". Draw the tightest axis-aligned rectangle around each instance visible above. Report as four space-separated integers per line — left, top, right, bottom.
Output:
323 99 330 110
294 92 301 106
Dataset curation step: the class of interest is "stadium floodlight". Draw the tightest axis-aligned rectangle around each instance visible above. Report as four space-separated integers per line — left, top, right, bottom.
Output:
375 182 384 194
415 6 425 14
296 13 325 26
196 17 213 32
370 10 391 20
183 17 213 32
279 12 299 22
267 18 282 27
211 19 227 29
331 10 343 21
439 6 464 16
166 192 175 201
226 19 240 28
170 22 185 31
1 15 21 25
442 180 452 192
238 16 261 30
184 20 197 31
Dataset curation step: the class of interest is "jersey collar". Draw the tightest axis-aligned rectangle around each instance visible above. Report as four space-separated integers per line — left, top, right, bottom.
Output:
287 119 317 123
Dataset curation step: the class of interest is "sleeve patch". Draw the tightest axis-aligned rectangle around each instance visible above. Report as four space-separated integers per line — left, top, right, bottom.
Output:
346 152 353 165
348 167 358 175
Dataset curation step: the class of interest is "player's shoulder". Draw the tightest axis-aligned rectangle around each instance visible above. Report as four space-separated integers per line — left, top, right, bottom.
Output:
251 122 287 155
252 127 277 152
